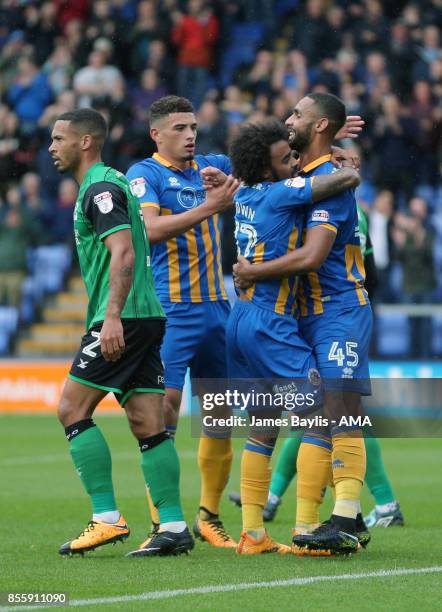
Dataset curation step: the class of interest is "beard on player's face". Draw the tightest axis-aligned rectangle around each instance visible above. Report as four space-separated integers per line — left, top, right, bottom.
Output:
288 124 313 152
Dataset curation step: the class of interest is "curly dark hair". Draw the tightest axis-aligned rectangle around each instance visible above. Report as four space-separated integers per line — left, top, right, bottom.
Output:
149 95 194 125
229 119 288 186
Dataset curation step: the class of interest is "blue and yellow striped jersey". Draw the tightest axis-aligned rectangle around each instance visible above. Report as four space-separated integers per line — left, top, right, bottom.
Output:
234 177 313 316
298 154 368 317
126 153 230 303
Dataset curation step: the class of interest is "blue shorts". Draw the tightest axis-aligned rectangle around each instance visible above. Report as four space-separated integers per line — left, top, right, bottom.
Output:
299 303 373 395
161 300 230 390
226 300 318 379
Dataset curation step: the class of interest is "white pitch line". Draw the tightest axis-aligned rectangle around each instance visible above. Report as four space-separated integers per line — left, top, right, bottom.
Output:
1 566 441 611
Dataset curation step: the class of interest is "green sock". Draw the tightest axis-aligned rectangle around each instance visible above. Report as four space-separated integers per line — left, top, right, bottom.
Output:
141 438 184 523
69 426 117 514
364 436 395 505
269 435 302 498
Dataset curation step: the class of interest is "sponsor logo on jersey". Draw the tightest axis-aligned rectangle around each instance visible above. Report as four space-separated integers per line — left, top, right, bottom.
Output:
94 191 114 214
73 201 80 221
177 187 205 209
284 177 306 188
168 176 180 186
311 209 330 222
342 366 354 379
130 177 146 198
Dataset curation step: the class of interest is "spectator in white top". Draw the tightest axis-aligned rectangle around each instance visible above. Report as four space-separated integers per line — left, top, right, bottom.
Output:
370 190 394 302
73 40 123 107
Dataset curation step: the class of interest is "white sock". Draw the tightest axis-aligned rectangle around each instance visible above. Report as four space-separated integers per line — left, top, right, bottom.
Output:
159 521 187 533
268 493 280 505
376 501 398 514
246 528 265 539
93 511 120 524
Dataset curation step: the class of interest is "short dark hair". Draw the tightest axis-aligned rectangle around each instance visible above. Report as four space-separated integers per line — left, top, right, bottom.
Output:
229 119 288 186
306 92 346 136
57 108 108 148
149 95 194 125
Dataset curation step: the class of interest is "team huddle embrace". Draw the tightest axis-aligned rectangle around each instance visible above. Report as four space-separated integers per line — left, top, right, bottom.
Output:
50 93 401 559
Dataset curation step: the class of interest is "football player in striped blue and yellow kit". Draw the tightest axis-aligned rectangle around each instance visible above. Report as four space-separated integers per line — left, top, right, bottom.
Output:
230 203 403 532
224 119 360 554
126 96 239 550
234 93 373 555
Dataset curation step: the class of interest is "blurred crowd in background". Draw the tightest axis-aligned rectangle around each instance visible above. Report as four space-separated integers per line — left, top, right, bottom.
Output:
0 0 441 311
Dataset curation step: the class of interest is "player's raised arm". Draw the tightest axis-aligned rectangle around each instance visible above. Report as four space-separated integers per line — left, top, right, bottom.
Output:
335 115 365 140
101 229 134 362
311 167 360 202
234 225 336 286
141 175 239 244
239 168 362 280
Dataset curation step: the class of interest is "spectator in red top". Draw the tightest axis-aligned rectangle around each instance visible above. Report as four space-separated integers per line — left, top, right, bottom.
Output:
172 0 219 109
54 0 89 32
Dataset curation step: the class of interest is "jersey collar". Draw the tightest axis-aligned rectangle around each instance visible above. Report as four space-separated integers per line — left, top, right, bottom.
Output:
152 152 198 171
82 161 104 183
301 153 332 174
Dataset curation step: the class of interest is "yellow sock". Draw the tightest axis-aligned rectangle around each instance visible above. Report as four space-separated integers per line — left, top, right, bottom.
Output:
145 485 160 525
295 437 332 531
334 480 363 518
332 433 366 519
241 439 273 532
198 436 233 516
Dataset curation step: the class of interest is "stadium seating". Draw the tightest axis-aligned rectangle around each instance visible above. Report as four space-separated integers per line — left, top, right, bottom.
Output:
0 306 19 355
376 313 411 357
431 315 442 356
29 245 72 294
220 23 266 87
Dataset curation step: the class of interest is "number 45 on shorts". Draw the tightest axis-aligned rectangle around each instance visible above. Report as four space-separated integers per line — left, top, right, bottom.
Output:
328 341 359 367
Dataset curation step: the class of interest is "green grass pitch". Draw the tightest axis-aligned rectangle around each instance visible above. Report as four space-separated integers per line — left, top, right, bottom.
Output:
1 415 441 611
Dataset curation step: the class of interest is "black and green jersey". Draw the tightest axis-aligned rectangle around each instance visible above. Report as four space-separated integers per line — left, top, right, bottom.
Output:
74 162 164 330
357 203 373 260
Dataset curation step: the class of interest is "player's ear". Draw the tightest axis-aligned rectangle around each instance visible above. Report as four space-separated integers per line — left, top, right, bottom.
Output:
150 126 160 144
316 117 329 133
80 134 93 151
262 166 273 181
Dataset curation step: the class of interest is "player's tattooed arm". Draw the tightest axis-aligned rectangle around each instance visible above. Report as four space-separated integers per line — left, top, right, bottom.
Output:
142 173 239 244
233 224 335 287
311 167 360 202
100 229 135 362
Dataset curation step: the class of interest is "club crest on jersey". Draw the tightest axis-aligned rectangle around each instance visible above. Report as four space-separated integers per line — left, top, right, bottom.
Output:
177 186 205 209
130 177 146 198
284 177 306 188
94 191 113 214
311 209 330 222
